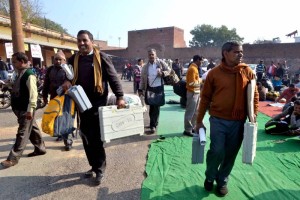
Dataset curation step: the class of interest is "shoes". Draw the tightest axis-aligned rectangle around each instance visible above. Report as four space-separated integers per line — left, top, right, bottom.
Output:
1 160 18 168
28 151 46 157
65 145 72 151
148 127 156 134
95 172 104 185
56 136 62 141
204 179 214 191
64 138 73 151
217 184 228 196
84 169 94 178
183 131 194 137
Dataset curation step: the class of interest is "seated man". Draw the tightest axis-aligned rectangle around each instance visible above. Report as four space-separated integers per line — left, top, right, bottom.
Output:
261 78 274 92
265 100 300 135
276 84 300 104
257 82 267 101
272 75 283 91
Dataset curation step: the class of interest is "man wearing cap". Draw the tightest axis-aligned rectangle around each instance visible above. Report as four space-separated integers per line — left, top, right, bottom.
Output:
42 50 74 151
183 55 203 137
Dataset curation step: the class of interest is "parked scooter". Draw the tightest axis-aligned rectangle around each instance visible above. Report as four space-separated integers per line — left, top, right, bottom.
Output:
0 80 12 109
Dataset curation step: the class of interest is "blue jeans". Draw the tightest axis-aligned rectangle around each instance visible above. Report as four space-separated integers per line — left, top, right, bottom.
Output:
205 116 244 186
0 70 8 80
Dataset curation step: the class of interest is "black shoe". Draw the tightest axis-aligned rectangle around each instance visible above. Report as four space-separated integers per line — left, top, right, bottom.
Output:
65 145 72 151
95 172 104 185
183 131 194 137
84 169 93 178
28 151 46 157
204 179 214 191
147 127 156 134
216 184 228 196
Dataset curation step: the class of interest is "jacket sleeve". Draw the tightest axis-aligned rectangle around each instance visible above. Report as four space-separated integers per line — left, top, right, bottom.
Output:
159 60 171 77
100 52 124 99
42 66 51 99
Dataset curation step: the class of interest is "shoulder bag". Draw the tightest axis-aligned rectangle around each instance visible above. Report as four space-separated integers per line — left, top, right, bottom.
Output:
145 76 165 106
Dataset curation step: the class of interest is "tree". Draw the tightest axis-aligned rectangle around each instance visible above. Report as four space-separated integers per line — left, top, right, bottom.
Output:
0 0 68 34
189 24 244 47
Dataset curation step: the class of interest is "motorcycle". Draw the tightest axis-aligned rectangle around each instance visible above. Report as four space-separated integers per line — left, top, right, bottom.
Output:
0 80 12 109
0 79 46 110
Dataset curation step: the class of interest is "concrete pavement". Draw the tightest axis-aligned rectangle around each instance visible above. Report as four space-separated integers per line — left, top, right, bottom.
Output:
0 77 157 200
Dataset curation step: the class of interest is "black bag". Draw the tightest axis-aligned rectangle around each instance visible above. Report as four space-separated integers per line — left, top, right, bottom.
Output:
265 121 290 135
173 80 187 98
145 85 165 106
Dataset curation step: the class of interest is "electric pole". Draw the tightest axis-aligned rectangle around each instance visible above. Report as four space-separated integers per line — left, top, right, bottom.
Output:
9 0 25 52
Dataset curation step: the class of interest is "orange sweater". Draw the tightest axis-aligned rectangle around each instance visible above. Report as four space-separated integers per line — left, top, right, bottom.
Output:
196 64 259 122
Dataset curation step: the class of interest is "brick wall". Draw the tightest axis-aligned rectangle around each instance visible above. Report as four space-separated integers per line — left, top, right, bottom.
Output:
103 26 300 75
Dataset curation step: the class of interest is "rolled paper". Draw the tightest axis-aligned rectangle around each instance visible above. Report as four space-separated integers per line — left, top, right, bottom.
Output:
199 128 206 145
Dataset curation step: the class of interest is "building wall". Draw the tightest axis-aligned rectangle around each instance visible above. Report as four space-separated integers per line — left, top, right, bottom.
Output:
127 27 186 59
104 43 300 75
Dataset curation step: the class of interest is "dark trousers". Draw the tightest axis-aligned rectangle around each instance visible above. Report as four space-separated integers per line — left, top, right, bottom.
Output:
133 80 140 94
8 110 45 161
205 116 244 186
149 105 160 128
80 109 106 173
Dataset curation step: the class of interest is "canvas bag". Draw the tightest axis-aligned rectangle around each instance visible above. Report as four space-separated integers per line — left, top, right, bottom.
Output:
42 94 76 137
145 76 165 106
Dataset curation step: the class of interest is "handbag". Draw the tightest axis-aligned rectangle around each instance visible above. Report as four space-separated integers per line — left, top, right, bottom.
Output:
145 76 165 106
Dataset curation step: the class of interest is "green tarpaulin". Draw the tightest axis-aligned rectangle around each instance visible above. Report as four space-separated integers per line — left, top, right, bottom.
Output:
141 86 300 200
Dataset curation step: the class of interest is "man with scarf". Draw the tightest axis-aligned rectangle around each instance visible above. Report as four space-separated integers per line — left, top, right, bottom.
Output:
195 41 259 196
62 30 125 185
1 52 46 168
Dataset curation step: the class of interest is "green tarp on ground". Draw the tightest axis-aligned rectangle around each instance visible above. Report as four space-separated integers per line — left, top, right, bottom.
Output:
141 86 300 200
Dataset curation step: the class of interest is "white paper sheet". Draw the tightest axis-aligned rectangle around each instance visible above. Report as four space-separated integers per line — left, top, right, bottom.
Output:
199 128 206 145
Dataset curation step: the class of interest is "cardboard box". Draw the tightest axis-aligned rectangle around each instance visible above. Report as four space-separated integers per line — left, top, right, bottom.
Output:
98 105 144 143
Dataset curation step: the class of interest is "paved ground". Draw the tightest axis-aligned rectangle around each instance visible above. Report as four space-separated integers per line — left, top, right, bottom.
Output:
0 77 158 200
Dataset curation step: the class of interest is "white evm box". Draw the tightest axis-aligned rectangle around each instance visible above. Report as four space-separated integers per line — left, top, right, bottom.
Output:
98 105 144 143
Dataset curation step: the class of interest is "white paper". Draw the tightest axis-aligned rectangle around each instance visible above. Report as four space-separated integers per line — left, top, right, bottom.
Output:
61 64 74 80
199 128 206 145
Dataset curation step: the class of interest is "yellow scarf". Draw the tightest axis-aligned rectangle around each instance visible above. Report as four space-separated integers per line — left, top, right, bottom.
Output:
72 47 103 94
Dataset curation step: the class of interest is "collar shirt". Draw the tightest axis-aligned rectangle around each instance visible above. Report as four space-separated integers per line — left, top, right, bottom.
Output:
148 62 162 87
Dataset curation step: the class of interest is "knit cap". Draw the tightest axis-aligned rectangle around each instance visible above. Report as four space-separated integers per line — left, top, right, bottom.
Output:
54 50 66 61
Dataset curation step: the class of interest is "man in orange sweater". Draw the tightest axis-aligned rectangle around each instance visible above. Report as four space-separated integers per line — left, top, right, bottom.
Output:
183 55 203 136
195 41 259 196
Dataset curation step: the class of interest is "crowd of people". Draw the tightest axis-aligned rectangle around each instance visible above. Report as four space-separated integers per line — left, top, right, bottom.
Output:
1 36 300 197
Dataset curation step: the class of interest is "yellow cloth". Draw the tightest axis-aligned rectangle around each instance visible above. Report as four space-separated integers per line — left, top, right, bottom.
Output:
72 48 103 94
